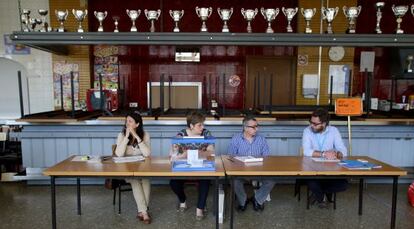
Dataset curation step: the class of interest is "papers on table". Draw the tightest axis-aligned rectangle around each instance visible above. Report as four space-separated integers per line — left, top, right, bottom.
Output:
112 156 145 163
312 157 340 162
71 155 101 163
172 160 215 171
233 156 263 163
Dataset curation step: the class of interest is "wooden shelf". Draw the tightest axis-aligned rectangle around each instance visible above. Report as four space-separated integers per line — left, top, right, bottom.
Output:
10 31 414 55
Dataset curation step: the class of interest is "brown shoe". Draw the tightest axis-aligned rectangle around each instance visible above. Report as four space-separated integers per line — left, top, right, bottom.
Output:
142 213 151 224
136 212 144 221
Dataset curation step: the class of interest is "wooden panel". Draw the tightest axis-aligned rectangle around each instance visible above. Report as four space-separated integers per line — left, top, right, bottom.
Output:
50 0 91 104
296 0 357 105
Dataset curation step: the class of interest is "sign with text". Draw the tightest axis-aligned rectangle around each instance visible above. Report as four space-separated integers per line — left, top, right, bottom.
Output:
335 98 363 116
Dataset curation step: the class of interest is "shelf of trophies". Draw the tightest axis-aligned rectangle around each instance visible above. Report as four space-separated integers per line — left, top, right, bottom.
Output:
10 31 414 56
12 5 414 55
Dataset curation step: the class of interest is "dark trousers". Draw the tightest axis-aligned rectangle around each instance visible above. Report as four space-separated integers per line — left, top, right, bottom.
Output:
307 179 348 202
169 179 210 209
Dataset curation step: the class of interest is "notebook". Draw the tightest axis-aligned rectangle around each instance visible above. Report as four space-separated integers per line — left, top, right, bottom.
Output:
339 159 382 170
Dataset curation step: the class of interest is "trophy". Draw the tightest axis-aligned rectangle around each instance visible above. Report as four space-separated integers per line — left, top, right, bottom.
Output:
72 9 88 33
55 9 68 32
169 10 184 32
218 8 233 32
241 8 258 33
94 11 107 32
282 7 298 33
321 7 338 34
301 8 316 33
144 9 161 32
260 7 279 33
38 9 51 32
343 6 361 34
113 16 119 32
29 18 42 31
195 6 212 32
392 5 408 34
126 9 140 32
375 2 385 34
20 9 31 32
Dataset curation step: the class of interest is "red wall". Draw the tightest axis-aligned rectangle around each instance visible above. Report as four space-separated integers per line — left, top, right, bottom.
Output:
88 0 298 109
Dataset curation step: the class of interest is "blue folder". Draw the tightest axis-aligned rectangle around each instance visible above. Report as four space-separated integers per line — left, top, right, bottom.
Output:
172 160 216 172
339 160 381 170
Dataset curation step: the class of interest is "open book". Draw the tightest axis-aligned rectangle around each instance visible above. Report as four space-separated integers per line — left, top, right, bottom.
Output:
234 156 263 163
112 155 145 163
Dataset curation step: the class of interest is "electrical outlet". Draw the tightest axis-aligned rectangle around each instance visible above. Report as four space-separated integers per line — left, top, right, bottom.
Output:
129 102 138 108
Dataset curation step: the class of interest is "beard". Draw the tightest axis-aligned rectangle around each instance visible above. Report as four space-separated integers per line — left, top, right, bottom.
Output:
311 126 325 133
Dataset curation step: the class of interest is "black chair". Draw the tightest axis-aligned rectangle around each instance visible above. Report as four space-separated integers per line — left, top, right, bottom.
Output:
110 145 132 214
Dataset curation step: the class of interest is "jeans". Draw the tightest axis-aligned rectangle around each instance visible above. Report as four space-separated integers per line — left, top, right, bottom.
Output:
169 179 210 209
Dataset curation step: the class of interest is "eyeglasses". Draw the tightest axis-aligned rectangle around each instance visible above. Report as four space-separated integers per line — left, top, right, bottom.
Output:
309 121 323 126
246 125 259 129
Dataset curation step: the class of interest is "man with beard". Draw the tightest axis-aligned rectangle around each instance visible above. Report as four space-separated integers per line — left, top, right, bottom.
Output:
302 108 348 208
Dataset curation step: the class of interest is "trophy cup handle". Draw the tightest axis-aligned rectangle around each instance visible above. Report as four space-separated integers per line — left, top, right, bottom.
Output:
181 10 184 17
85 9 88 17
169 10 173 18
229 7 233 17
144 9 149 17
217 8 222 18
72 9 76 16
254 8 258 16
157 9 161 17
208 7 212 17
343 6 348 16
275 8 280 18
312 8 316 15
94 10 97 17
357 6 362 16
104 11 107 18
195 6 200 17
391 5 396 13
294 7 298 15
282 7 286 16
241 8 245 17
260 7 265 19
321 7 326 19
334 7 339 17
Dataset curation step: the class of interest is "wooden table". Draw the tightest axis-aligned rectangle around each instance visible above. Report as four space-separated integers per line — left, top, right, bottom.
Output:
43 156 225 229
221 155 407 229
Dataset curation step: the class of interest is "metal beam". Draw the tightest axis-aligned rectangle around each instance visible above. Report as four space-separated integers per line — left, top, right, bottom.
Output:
10 32 414 56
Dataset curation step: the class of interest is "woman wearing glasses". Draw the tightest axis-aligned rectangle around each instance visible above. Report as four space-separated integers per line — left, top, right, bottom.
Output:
115 111 152 224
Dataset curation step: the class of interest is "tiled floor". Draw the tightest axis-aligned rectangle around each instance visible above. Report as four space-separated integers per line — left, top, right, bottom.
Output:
0 182 414 229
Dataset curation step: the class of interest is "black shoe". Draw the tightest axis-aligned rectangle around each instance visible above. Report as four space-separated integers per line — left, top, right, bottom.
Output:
325 193 334 203
317 201 329 209
251 197 264 211
309 193 318 206
237 199 249 212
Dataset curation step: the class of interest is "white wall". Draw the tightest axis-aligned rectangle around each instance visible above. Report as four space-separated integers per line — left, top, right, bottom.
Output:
0 0 54 119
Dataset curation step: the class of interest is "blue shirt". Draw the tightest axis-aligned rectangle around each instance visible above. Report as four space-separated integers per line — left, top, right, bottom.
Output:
302 125 347 157
228 132 270 156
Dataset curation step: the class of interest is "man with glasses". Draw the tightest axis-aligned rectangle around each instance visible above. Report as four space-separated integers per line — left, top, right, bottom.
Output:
228 116 275 212
302 108 348 208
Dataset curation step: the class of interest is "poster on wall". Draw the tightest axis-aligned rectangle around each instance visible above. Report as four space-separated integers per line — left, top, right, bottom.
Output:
327 65 350 94
3 34 30 55
53 62 80 110
93 45 120 89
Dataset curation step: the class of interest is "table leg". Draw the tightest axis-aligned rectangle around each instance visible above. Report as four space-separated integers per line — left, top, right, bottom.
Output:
358 178 364 215
215 178 219 229
77 178 81 215
390 176 398 229
51 176 56 229
230 177 234 229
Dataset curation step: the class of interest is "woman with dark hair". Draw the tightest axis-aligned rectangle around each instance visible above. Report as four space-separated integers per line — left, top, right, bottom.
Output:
169 111 214 220
115 111 152 224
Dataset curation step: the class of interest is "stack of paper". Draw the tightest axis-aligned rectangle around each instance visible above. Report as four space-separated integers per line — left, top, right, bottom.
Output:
112 156 145 163
234 156 263 163
72 155 101 163
312 157 340 162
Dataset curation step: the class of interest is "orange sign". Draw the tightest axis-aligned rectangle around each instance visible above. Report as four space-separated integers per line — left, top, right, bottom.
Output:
335 98 363 116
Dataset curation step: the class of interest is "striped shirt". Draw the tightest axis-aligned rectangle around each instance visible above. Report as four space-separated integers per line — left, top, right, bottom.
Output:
227 132 270 156
302 125 347 157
